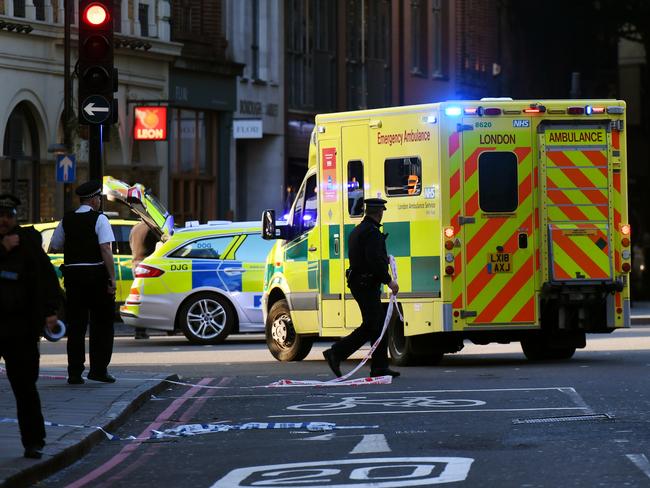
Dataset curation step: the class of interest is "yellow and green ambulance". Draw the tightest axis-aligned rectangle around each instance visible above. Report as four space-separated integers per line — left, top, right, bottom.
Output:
261 99 630 364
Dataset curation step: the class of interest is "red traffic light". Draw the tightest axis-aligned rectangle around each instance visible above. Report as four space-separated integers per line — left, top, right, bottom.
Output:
83 3 110 26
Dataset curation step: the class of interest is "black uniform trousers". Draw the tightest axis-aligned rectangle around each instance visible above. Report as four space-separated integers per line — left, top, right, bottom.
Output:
64 265 115 377
0 336 46 448
330 283 389 370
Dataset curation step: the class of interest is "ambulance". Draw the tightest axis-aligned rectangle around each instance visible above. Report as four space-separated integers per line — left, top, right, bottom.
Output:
261 99 630 365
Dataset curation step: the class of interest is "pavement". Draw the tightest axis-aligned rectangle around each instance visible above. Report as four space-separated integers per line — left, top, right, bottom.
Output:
1 302 649 487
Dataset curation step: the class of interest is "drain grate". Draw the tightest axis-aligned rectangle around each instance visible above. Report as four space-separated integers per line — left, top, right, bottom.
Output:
512 413 614 424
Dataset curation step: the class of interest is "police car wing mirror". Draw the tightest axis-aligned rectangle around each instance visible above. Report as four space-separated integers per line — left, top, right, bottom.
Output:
262 209 276 240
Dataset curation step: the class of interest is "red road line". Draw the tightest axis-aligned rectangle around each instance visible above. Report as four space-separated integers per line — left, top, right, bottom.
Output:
66 377 214 488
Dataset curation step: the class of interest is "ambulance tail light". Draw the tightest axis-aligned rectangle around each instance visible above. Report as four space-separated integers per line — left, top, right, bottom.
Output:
589 106 605 114
444 226 455 239
464 107 478 115
620 223 631 236
445 265 455 275
445 240 454 250
134 264 164 278
621 237 630 247
622 262 631 273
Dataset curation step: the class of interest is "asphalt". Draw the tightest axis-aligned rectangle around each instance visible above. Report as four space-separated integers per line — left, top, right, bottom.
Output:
1 302 650 487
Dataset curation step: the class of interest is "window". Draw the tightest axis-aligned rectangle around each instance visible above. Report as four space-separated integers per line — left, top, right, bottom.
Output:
292 174 318 234
34 0 44 20
111 224 135 256
13 0 25 17
232 234 275 262
347 160 365 217
139 3 149 37
251 0 260 80
478 152 518 212
169 236 234 260
431 0 448 79
384 156 422 197
411 0 428 76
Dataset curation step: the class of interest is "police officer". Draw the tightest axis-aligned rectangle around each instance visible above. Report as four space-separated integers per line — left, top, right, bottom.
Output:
50 180 117 384
0 194 61 458
323 198 400 378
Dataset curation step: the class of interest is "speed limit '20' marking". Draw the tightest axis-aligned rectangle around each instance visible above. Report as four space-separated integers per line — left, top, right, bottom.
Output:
211 457 474 487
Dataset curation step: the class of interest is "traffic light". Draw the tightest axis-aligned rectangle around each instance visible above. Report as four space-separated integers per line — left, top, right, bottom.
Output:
78 1 117 125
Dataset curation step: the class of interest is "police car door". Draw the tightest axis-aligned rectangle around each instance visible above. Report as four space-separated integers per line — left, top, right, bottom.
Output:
459 116 536 325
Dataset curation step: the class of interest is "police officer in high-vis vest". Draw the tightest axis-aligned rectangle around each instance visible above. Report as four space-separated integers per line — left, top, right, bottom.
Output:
50 180 117 384
323 198 400 378
0 194 62 458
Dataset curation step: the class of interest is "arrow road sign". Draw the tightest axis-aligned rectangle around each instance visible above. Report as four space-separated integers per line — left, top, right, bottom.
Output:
81 95 111 124
56 154 76 183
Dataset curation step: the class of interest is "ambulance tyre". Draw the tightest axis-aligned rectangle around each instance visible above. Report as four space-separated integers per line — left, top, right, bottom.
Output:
521 340 576 361
179 292 234 345
266 299 314 361
388 321 442 366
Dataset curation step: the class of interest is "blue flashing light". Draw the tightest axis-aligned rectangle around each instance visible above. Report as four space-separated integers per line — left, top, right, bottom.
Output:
445 106 462 117
303 214 312 221
585 105 593 116
282 214 290 221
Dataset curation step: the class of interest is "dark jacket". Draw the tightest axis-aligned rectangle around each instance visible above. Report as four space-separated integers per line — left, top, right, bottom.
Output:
0 225 62 338
347 216 392 286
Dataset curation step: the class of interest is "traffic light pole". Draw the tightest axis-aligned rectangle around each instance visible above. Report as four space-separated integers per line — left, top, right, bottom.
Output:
88 124 103 180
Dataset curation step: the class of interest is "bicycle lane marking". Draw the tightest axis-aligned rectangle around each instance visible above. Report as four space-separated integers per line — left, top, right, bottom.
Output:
66 377 215 488
274 387 591 418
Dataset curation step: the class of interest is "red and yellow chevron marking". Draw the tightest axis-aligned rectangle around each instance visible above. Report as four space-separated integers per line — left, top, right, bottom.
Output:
448 132 464 313
549 224 611 280
463 146 535 324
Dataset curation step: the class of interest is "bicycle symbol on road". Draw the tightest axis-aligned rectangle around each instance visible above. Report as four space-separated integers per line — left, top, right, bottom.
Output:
287 396 486 411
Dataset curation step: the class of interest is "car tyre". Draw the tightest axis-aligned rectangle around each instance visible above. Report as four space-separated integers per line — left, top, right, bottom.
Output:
179 292 234 345
266 299 314 361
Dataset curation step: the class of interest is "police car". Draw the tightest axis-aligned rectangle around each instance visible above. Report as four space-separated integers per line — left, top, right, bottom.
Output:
119 221 274 344
32 176 174 305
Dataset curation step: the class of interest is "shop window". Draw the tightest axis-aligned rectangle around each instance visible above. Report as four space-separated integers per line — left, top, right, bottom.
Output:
139 3 149 37
478 151 518 212
347 160 364 217
384 156 422 197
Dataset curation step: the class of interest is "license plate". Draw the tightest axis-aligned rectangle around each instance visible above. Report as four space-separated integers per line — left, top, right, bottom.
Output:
488 252 512 273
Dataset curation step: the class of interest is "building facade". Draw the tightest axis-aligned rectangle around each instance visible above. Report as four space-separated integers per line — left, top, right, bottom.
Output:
284 0 503 210
168 0 242 224
0 0 180 222
226 0 285 220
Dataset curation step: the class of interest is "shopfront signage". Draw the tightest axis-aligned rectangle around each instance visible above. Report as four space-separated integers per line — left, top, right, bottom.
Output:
233 119 263 139
134 106 167 141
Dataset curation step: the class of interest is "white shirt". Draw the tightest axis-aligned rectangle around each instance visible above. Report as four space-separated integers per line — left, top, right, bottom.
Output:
50 205 115 254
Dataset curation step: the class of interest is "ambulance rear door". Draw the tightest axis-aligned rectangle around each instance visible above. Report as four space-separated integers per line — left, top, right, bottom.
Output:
539 122 613 284
459 116 537 326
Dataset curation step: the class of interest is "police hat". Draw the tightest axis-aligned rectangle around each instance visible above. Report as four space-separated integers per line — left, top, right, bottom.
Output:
364 198 387 210
75 180 102 199
0 194 20 215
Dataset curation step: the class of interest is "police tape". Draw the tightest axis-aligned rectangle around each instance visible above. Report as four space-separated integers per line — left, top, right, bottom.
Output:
0 417 374 442
268 256 403 388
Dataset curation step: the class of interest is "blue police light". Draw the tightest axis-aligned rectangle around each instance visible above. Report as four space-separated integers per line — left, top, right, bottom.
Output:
303 214 313 221
282 214 290 221
585 105 593 115
444 106 462 117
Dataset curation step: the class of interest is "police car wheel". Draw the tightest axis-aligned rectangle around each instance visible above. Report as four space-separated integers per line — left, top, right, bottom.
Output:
266 299 314 361
179 292 234 345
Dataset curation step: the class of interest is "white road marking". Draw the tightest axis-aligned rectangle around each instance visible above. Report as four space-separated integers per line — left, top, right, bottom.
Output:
626 454 650 479
270 406 588 418
212 457 474 487
350 434 391 454
323 387 576 395
305 433 336 441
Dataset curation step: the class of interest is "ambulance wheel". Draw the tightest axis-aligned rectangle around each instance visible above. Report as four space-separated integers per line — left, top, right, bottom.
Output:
266 299 314 361
521 340 576 361
388 321 442 366
179 292 234 345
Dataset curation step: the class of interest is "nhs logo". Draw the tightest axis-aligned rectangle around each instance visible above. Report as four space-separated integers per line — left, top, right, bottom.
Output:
512 119 530 128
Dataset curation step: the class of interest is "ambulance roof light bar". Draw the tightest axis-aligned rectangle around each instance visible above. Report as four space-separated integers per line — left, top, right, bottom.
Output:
444 106 462 116
607 106 625 114
523 103 546 114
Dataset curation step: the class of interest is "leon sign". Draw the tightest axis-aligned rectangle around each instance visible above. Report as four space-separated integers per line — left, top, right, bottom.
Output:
134 106 167 141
